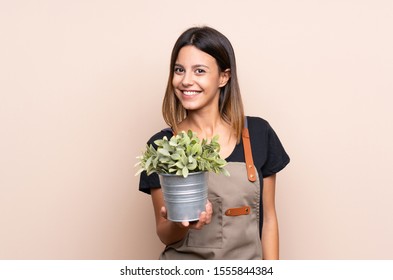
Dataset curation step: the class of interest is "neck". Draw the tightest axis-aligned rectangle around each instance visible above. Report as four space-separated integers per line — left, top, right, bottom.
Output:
178 110 236 158
178 108 226 138
190 115 222 139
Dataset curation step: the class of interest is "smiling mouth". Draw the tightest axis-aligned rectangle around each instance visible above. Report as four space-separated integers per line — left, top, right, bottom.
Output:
182 90 201 96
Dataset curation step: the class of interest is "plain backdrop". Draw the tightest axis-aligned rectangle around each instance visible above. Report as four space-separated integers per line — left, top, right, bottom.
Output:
1 0 392 259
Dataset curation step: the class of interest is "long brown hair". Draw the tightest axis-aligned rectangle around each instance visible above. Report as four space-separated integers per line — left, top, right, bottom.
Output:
162 26 245 143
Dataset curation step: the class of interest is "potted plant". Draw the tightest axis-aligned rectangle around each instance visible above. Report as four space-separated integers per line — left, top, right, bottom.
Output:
136 130 229 221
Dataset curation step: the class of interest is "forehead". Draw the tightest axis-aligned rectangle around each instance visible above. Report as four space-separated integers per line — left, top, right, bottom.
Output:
176 46 217 67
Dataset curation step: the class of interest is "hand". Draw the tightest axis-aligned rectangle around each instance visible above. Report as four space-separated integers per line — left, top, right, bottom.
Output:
160 199 213 230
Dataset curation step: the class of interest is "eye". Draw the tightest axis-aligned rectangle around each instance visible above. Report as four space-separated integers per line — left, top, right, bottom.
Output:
195 69 206 74
174 67 185 74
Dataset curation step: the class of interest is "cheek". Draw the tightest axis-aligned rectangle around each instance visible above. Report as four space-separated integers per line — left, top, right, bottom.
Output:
172 75 181 87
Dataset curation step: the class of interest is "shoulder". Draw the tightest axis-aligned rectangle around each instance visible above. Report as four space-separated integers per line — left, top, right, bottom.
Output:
246 116 269 126
146 128 174 146
246 115 284 149
246 116 271 136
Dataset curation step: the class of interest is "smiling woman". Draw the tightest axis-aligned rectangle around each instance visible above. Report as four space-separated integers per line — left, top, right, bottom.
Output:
162 27 245 142
139 26 290 260
172 46 230 113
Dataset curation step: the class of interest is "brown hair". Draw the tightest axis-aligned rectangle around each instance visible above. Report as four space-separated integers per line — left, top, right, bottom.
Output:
162 26 245 142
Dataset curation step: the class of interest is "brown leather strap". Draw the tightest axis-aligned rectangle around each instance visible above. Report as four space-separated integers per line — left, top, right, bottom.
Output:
242 127 257 182
225 206 251 216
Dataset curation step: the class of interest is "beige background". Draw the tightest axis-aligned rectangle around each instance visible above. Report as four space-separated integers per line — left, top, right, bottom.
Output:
1 0 392 259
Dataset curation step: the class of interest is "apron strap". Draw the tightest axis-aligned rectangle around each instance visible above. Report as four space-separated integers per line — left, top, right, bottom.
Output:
242 118 257 182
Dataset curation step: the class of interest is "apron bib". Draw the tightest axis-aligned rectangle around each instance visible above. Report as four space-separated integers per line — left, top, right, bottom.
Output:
159 127 262 260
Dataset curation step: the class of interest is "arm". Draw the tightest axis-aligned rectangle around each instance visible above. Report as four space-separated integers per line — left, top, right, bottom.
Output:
151 188 212 245
261 174 279 259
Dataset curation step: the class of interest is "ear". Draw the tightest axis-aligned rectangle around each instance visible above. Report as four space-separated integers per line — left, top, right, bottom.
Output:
219 69 231 88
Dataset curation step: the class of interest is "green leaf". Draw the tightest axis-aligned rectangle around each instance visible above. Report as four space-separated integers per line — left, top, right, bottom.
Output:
187 159 197 170
181 154 188 165
169 138 178 147
171 153 181 160
157 148 170 157
154 139 163 146
182 166 189 178
215 158 227 166
145 157 152 169
162 141 171 152
159 156 171 163
212 134 219 143
186 144 192 155
152 157 158 168
134 168 144 176
222 168 231 177
199 160 205 171
148 144 157 154
191 143 201 155
174 161 184 169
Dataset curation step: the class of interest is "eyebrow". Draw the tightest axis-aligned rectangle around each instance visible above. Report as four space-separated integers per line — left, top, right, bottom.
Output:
174 63 210 69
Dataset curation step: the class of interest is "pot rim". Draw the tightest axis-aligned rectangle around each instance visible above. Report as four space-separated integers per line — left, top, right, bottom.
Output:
158 171 207 177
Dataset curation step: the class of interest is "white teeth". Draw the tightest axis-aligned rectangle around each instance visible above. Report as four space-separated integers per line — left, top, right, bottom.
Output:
183 91 200 96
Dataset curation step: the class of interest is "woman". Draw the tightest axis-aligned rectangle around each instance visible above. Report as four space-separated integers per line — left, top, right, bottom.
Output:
139 26 290 259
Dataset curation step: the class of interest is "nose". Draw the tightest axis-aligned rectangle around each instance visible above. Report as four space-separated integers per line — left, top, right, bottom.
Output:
181 72 194 87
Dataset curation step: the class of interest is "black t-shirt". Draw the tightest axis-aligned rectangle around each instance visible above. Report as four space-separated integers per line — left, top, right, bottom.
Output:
138 116 290 234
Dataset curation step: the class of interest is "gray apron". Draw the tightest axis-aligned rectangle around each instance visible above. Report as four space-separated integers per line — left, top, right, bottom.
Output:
159 127 262 259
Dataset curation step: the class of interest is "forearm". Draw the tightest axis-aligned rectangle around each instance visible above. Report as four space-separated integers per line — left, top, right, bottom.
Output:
261 218 279 259
151 189 212 245
151 188 188 245
156 220 189 245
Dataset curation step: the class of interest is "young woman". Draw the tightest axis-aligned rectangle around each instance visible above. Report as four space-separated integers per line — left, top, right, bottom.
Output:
139 26 290 260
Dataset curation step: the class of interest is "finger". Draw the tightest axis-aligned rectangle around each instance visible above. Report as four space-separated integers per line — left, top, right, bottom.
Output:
204 203 213 224
206 201 213 214
192 211 207 229
181 221 190 227
199 211 207 223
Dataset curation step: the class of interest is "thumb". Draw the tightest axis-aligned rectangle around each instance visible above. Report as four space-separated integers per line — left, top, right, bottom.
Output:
160 206 167 219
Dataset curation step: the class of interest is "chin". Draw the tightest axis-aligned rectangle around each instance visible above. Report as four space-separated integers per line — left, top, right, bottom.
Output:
182 105 199 111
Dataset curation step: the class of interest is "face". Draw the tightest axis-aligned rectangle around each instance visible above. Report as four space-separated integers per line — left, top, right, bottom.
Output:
172 45 229 113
